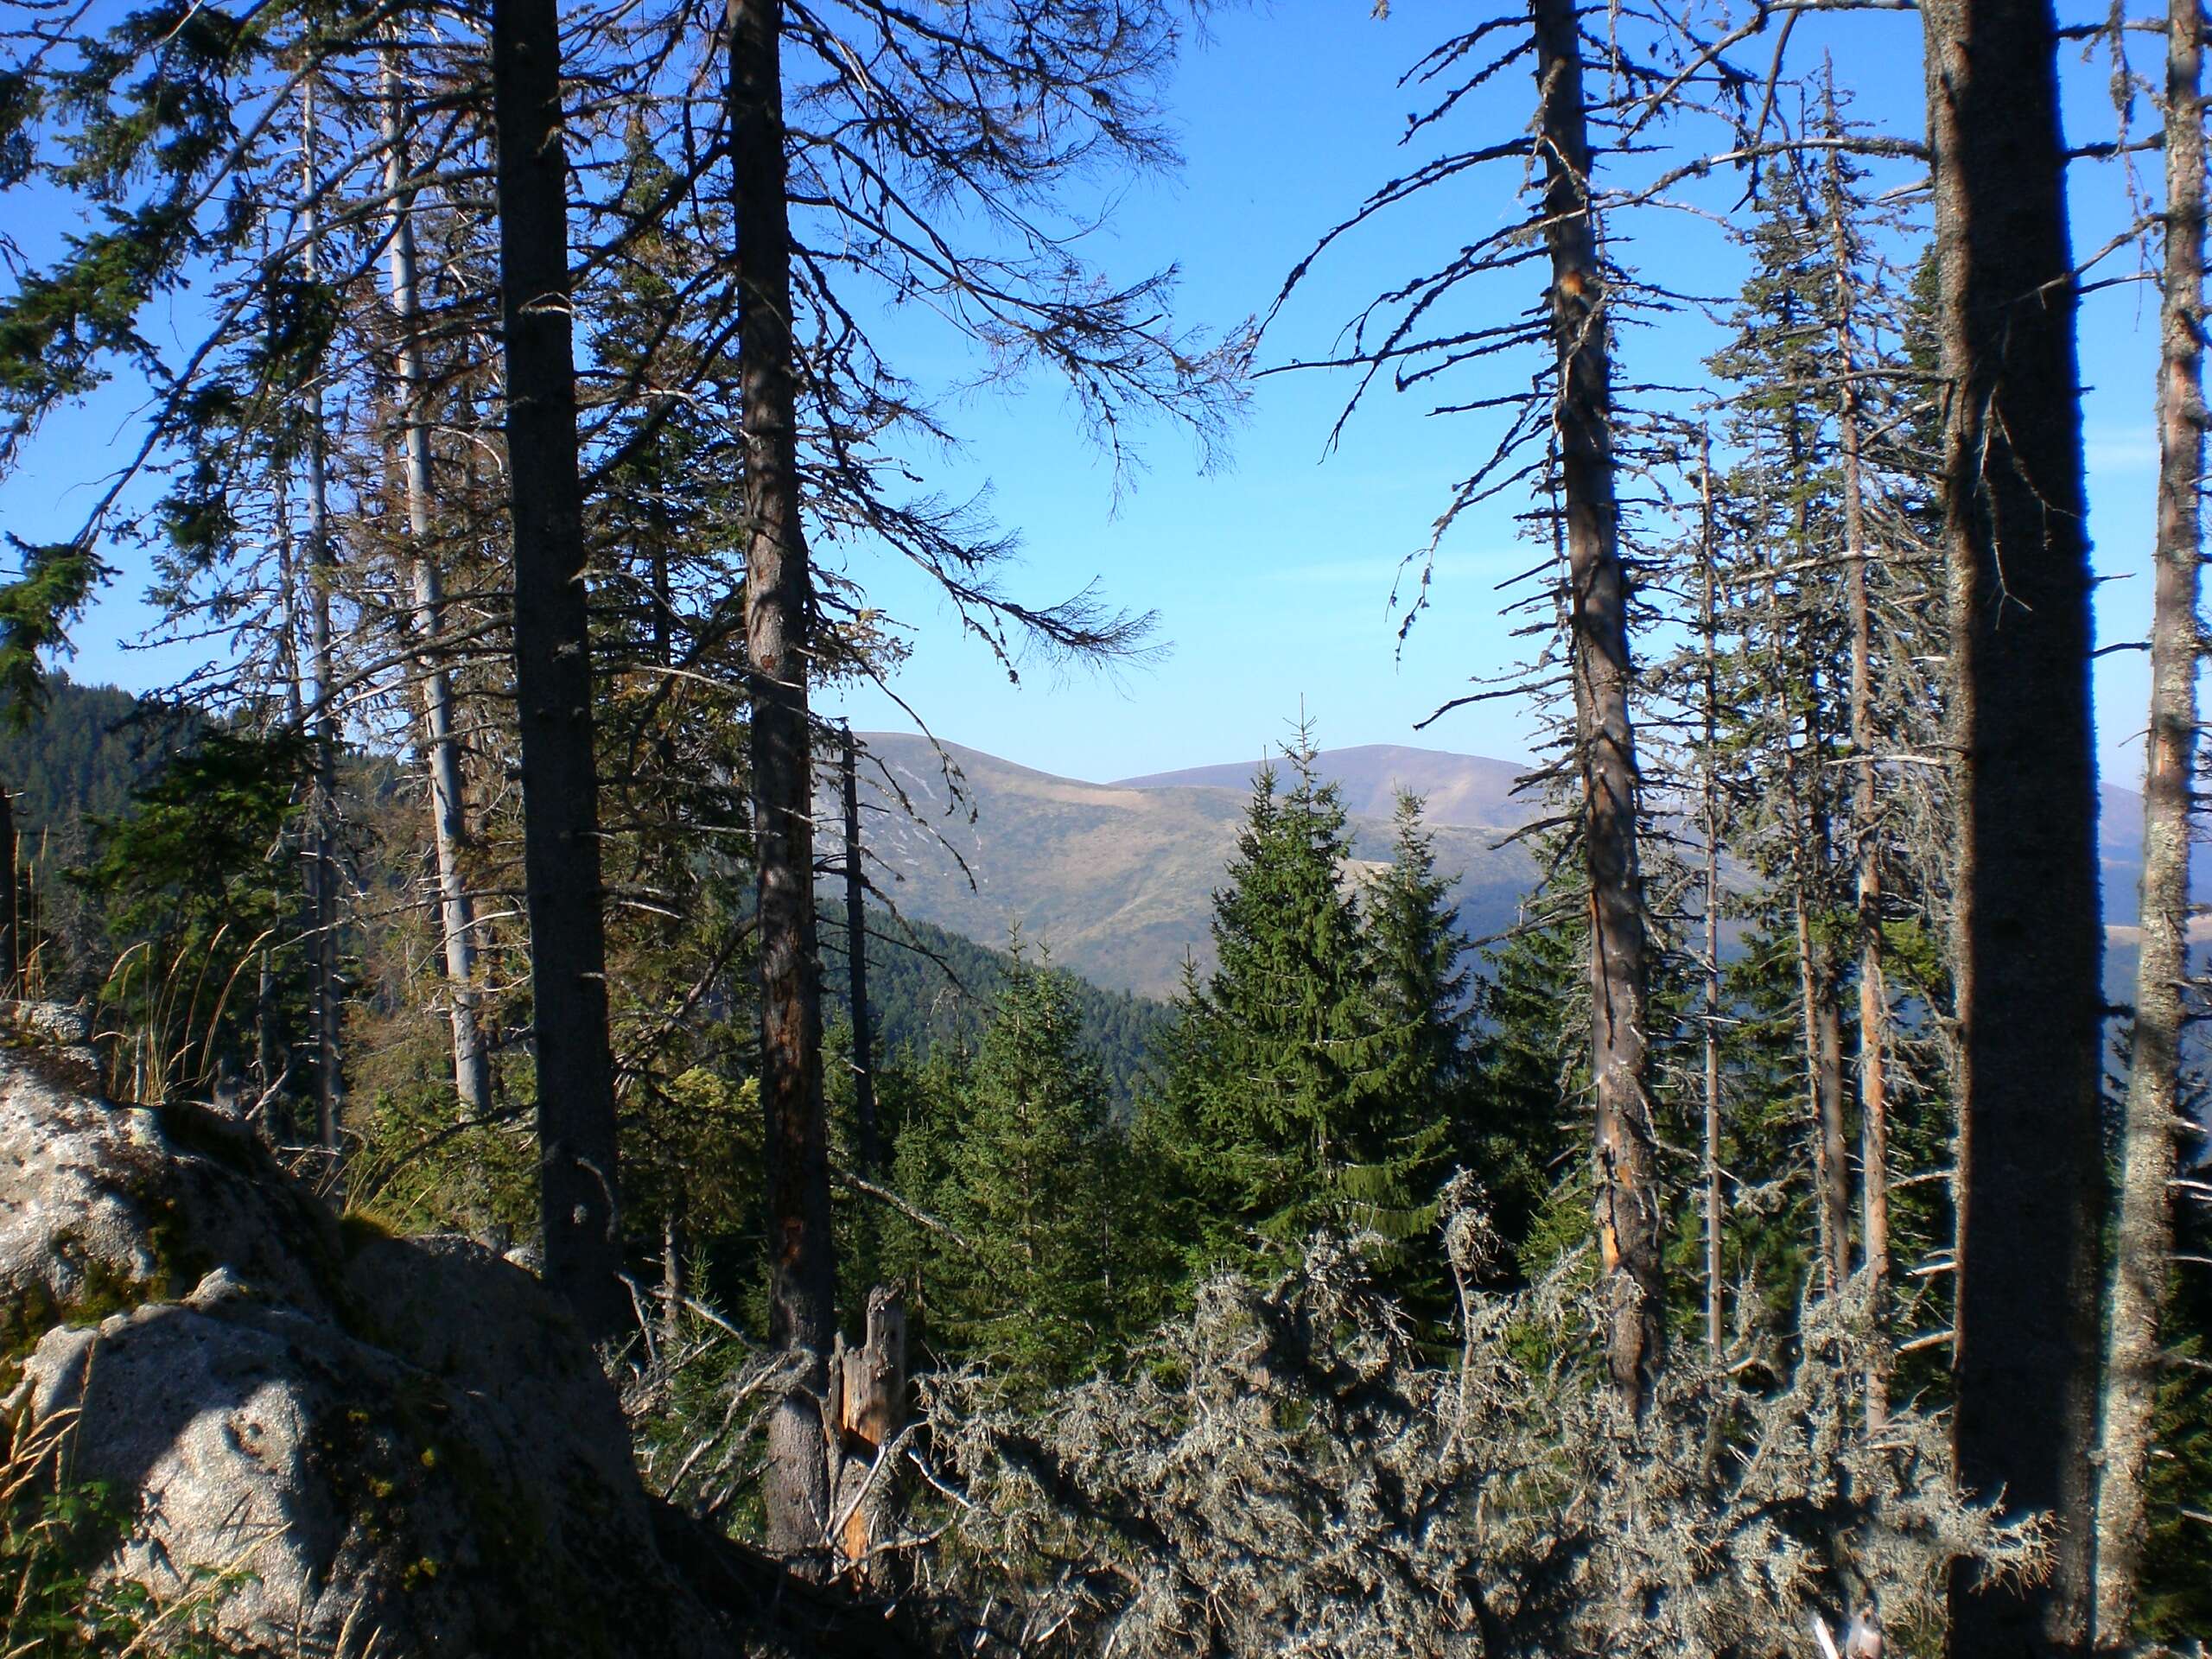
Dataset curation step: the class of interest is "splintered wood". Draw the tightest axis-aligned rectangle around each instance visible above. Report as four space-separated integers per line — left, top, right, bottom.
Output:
827 1285 906 1572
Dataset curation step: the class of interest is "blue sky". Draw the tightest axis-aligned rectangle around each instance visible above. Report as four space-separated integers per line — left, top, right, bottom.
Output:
817 0 2174 784
5 0 2175 786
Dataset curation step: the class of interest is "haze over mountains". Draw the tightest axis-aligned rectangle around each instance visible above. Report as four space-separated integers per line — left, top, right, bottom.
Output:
852 734 1548 999
0 679 2182 1007
853 731 2190 1003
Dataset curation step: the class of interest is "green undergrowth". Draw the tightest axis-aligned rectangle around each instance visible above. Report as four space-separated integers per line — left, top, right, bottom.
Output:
0 1407 239 1655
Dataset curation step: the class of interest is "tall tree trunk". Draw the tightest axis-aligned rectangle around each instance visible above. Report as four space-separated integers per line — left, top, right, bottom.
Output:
2094 0 2204 1641
0 787 16 998
1923 4 2106 1653
488 0 626 1343
1700 430 1725 1357
842 728 880 1175
300 78 344 1154
385 55 493 1117
1532 0 1663 1409
1827 130 1892 1423
729 0 836 1557
1781 382 1853 1298
308 490 343 1147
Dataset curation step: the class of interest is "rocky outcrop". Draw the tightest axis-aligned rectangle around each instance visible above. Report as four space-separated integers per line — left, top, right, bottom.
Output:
0 1002 850 1658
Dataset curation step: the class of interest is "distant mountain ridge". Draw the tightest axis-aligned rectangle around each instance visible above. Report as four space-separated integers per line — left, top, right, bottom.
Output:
849 734 1548 999
856 734 2199 1002
1115 744 1537 832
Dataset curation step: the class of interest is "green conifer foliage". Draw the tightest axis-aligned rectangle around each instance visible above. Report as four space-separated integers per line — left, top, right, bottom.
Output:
1147 739 1456 1306
913 951 1125 1395
69 725 312 1111
1467 898 1586 1282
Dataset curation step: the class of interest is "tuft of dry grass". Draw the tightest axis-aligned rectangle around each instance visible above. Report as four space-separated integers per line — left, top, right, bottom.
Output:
0 1404 242 1658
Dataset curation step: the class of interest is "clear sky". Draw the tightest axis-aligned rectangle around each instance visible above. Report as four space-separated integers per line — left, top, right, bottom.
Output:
7 0 2174 787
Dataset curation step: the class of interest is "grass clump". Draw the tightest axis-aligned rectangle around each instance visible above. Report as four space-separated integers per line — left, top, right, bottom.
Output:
1 1406 237 1656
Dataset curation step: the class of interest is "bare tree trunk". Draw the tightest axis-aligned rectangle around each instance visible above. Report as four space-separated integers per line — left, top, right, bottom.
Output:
2094 0 2204 1642
256 948 281 1123
300 79 344 1154
1793 876 1852 1294
1700 430 1725 1357
1923 3 2106 1652
1532 0 1663 1410
842 728 880 1175
384 55 492 1117
729 0 836 1556
0 788 17 997
308 507 343 1147
661 1199 686 1352
1827 129 1893 1423
827 1286 906 1586
488 0 627 1343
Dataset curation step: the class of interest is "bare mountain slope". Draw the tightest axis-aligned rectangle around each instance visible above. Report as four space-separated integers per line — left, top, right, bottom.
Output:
851 734 1543 999
1116 743 1540 832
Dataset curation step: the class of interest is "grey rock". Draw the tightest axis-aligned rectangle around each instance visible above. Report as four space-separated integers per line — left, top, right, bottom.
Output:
0 1006 736 1659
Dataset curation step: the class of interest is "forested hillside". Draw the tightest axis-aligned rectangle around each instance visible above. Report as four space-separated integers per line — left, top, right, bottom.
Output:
0 677 176 835
0 1 2205 1656
846 733 1543 997
825 908 1168 1105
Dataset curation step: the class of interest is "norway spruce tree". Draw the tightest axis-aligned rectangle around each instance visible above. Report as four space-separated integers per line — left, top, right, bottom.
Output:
1148 741 1452 1306
924 953 1123 1396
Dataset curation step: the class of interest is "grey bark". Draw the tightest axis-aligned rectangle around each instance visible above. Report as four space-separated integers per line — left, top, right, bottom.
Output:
383 56 492 1118
1828 132 1892 1424
0 787 16 995
1922 3 2107 1652
1532 0 1664 1409
1700 430 1724 1357
488 0 627 1343
728 0 836 1556
299 79 343 1154
2093 0 2204 1642
842 728 880 1174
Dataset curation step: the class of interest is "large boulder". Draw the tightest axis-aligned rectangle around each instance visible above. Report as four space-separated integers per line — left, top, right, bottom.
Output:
0 1003 752 1657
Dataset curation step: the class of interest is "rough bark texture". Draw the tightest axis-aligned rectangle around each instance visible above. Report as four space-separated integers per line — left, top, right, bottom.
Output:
488 0 627 1344
1532 0 1664 1408
1832 163 1891 1421
1699 441 1724 1357
828 1285 906 1582
384 64 492 1117
2094 0 2203 1641
842 729 880 1174
301 80 343 1155
0 786 17 995
729 0 836 1557
1922 4 2106 1653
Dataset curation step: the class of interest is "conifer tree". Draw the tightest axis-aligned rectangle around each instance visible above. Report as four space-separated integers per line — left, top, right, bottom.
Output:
1149 740 1446 1305
1466 893 1586 1281
925 952 1122 1397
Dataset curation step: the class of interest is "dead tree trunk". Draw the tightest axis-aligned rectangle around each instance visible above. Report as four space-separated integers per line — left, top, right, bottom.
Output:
842 728 880 1174
301 78 344 1154
488 0 627 1343
1923 3 2106 1652
1532 0 1664 1410
384 54 493 1116
1699 430 1725 1357
2094 0 2204 1642
1827 129 1892 1423
0 788 17 997
826 1286 906 1585
729 0 837 1556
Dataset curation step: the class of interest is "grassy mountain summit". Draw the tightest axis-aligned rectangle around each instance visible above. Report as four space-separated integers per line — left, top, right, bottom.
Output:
849 733 1546 999
1115 743 1538 833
